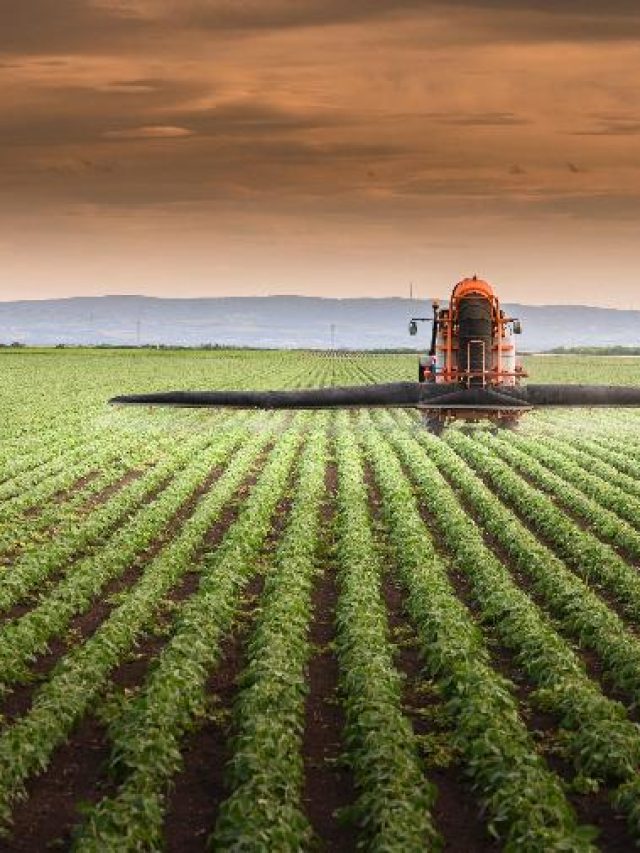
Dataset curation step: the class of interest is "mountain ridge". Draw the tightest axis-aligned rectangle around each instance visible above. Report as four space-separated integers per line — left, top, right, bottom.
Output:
0 295 638 351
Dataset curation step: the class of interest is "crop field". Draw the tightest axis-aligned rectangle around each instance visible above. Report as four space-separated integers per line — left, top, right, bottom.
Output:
2 348 640 851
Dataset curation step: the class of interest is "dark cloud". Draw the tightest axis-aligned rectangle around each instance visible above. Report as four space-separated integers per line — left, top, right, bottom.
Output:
0 77 209 146
529 193 640 220
571 118 640 136
177 0 439 32
0 0 146 54
173 0 640 33
422 111 529 127
178 0 640 44
177 102 346 137
0 88 355 150
2 0 640 58
39 157 117 175
437 0 638 12
0 0 638 309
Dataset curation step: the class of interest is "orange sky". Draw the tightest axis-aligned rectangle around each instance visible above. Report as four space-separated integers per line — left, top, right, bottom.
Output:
1 1 639 306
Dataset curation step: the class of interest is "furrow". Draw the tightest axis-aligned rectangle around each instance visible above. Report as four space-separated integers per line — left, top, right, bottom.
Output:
446 429 640 624
360 412 595 851
0 412 285 837
69 415 305 851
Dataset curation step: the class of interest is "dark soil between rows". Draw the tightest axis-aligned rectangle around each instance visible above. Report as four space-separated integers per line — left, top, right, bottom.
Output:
421 441 636 851
0 452 271 851
383 574 498 853
502 443 640 571
302 460 358 850
163 483 297 851
0 714 110 852
363 456 497 852
163 574 265 852
462 445 640 636
0 451 253 724
0 465 176 628
437 450 640 717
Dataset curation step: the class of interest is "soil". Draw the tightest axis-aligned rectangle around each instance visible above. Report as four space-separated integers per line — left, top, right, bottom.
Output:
163 490 296 851
301 460 358 850
0 466 174 628
163 575 265 852
0 451 275 852
0 453 253 723
78 465 145 511
423 459 636 851
0 714 112 851
439 461 640 715
469 458 640 633
0 431 636 851
363 459 496 852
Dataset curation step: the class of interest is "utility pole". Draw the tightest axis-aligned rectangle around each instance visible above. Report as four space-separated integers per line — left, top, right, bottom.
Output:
409 282 413 301
136 318 141 347
330 323 336 350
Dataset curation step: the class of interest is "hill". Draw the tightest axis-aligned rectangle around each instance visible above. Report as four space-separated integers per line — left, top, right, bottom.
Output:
0 295 639 351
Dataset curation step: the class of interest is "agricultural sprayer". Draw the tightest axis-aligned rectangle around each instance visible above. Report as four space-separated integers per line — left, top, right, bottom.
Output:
111 276 640 433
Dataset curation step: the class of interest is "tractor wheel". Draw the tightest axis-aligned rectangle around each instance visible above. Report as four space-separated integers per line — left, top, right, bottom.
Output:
497 417 519 432
424 416 444 436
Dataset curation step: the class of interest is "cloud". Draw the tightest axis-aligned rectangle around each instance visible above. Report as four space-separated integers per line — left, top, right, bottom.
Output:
2 0 640 60
0 0 146 54
173 1 427 31
571 118 640 136
422 111 529 127
103 125 194 139
528 192 640 220
99 78 164 93
175 101 347 138
0 0 639 309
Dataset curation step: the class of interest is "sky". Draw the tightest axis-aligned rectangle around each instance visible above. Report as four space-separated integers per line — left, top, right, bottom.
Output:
1 1 639 307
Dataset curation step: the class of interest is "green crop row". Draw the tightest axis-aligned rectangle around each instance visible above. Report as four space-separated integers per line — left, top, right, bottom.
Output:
0 433 92 492
0 413 282 834
0 419 249 691
541 434 640 500
0 419 204 555
0 455 151 562
359 413 595 852
0 435 115 505
0 430 219 615
211 422 328 850
376 414 640 802
333 413 440 852
447 430 640 623
402 416 640 705
72 415 305 851
481 431 640 550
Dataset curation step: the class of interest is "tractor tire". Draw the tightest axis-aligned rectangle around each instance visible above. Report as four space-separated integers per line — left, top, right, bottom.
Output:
424 416 444 436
